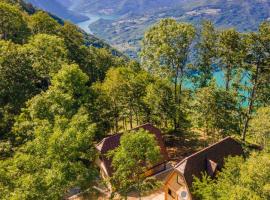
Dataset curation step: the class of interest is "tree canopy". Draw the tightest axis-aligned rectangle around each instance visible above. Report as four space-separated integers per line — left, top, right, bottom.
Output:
108 129 161 198
193 152 270 200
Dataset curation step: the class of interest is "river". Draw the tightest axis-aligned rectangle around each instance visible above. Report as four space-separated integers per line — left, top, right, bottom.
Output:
76 13 115 34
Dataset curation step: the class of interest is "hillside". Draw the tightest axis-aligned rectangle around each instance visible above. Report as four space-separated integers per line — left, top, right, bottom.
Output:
23 0 270 58
79 0 270 58
26 0 89 23
1 0 270 199
70 0 181 15
2 0 125 59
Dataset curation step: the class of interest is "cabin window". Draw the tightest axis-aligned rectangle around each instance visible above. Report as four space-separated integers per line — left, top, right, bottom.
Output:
168 188 176 199
179 191 188 200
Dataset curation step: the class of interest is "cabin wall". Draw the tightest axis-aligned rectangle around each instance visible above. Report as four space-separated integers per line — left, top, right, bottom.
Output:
95 157 109 179
165 172 191 200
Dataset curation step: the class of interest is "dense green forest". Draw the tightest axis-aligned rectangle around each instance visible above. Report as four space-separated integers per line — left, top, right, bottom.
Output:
0 0 269 199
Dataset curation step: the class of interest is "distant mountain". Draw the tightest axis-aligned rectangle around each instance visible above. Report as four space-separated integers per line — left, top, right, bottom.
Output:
25 0 270 58
70 0 182 15
26 0 89 23
9 0 123 57
55 0 73 8
82 0 270 58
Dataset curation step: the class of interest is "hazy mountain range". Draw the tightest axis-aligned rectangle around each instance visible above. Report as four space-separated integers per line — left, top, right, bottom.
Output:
27 0 270 58
26 0 88 22
69 0 182 15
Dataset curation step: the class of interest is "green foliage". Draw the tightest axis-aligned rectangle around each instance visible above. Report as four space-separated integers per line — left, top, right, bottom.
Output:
248 106 270 150
241 22 270 140
0 2 30 43
60 21 84 63
92 66 153 132
0 65 98 199
144 78 176 127
141 18 195 80
217 28 246 91
29 11 61 35
193 20 217 88
0 40 38 137
0 110 97 200
193 81 239 139
108 129 161 198
12 64 90 144
25 34 68 80
193 152 270 200
78 46 123 83
141 18 195 129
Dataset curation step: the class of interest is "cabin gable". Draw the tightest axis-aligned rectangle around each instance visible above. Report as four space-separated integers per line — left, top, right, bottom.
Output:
165 171 191 200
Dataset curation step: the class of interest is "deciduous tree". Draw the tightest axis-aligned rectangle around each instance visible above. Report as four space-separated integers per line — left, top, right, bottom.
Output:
0 2 30 43
242 22 270 141
193 152 270 200
108 129 161 199
193 81 239 140
248 106 270 150
217 28 245 91
140 19 195 129
25 34 68 83
29 11 61 35
194 21 217 88
0 40 38 138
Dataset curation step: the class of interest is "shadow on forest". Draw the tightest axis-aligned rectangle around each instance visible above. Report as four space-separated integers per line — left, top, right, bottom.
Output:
164 130 208 162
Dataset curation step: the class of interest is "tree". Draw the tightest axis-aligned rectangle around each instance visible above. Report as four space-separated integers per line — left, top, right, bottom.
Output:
79 46 124 84
193 81 239 140
217 28 245 91
0 40 38 138
248 106 270 150
0 109 98 200
108 129 161 199
25 34 68 83
140 18 195 129
0 64 98 199
0 2 29 43
12 64 90 145
60 21 84 63
89 47 123 82
144 78 176 128
29 11 61 35
92 67 153 133
193 152 270 200
242 22 270 141
194 21 217 88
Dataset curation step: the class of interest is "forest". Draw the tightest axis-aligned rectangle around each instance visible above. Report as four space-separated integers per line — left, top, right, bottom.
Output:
0 0 269 199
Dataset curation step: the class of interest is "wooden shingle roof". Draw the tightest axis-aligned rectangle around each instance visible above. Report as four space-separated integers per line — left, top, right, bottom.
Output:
175 137 244 189
96 123 168 176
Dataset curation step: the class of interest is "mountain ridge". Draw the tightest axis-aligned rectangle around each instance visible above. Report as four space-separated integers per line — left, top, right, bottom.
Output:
23 0 270 58
26 0 89 23
87 0 270 57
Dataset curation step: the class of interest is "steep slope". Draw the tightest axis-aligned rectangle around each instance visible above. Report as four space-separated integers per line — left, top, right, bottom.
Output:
10 0 124 57
26 0 88 23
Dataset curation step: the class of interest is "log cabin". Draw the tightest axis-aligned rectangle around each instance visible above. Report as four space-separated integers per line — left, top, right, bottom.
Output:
95 123 169 180
164 137 244 200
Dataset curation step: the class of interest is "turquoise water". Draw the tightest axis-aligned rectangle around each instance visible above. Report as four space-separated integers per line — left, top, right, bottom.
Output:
185 70 250 106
